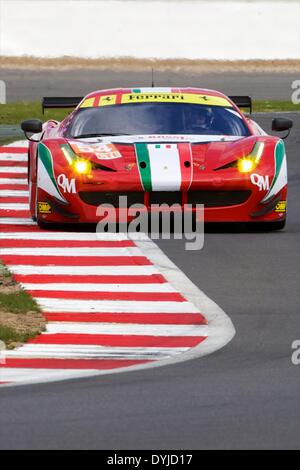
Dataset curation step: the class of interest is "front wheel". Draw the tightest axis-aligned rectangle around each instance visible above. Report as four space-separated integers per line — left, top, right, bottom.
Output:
256 219 286 231
37 218 59 230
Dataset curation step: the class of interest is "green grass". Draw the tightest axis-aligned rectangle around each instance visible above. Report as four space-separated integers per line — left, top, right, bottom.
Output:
253 100 300 113
0 290 40 314
0 325 39 346
0 101 70 125
0 264 43 348
0 100 299 127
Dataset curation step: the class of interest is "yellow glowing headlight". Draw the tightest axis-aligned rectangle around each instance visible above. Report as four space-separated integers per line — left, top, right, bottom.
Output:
74 159 92 174
237 158 256 173
237 142 265 173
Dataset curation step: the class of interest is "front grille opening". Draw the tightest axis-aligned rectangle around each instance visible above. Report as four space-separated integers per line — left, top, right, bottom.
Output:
188 190 251 207
79 190 251 207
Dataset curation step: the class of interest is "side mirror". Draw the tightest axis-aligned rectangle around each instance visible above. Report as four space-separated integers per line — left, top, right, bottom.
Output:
21 119 43 141
272 118 293 139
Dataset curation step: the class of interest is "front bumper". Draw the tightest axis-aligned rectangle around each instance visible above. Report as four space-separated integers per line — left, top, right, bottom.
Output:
35 184 287 224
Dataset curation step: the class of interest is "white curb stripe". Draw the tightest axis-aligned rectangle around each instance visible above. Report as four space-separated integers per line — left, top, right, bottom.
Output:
5 141 28 147
0 203 29 210
35 298 199 313
0 217 34 225
0 247 143 257
0 190 29 197
6 345 188 360
0 167 27 173
21 282 176 293
0 178 28 185
9 265 160 276
45 322 208 336
0 154 27 162
0 232 132 241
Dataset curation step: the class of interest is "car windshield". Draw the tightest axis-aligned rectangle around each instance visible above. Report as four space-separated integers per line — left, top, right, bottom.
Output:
65 102 250 138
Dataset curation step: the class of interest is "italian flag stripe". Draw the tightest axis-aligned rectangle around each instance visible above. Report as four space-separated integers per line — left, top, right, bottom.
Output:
135 143 152 191
135 143 193 192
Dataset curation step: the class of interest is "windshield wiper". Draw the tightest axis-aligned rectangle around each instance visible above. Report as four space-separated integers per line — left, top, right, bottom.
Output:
74 133 131 138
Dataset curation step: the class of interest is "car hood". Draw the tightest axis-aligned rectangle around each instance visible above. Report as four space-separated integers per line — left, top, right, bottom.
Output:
65 134 258 173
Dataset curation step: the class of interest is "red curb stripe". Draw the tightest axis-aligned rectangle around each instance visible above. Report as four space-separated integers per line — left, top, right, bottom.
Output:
44 312 207 325
0 359 151 370
28 290 186 302
0 225 40 232
1 255 152 266
29 334 206 347
0 161 27 167
0 147 27 153
14 274 166 284
0 197 29 203
0 185 28 190
0 173 27 179
0 239 135 248
0 210 30 218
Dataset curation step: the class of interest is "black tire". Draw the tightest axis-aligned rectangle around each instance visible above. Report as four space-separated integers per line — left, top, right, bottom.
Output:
37 219 55 230
265 219 286 231
255 219 286 231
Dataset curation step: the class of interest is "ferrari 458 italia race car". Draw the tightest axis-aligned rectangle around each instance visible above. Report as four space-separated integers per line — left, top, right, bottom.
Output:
21 87 292 229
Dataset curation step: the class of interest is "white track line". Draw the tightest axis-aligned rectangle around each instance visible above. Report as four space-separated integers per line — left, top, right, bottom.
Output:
5 141 28 147
9 265 160 275
0 190 29 197
0 154 27 162
0 167 27 173
0 217 34 225
0 203 29 210
35 298 199 313
6 345 187 360
0 178 28 185
0 247 143 257
45 322 208 336
21 282 176 293
0 232 131 241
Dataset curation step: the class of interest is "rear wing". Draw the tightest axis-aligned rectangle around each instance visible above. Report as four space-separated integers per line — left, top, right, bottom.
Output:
42 97 83 114
229 95 252 114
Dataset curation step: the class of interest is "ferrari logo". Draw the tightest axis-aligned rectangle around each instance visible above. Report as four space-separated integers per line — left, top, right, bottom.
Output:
99 95 117 106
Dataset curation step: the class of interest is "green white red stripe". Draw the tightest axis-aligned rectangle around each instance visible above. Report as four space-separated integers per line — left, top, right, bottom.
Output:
135 143 193 191
38 143 67 203
262 140 287 203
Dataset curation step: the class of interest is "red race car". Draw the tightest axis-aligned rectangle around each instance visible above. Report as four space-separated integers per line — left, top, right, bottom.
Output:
21 87 292 229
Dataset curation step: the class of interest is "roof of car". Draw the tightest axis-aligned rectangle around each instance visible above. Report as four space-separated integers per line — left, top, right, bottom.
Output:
84 87 228 100
78 87 234 109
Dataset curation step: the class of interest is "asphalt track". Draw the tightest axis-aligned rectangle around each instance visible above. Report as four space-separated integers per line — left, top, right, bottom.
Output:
0 112 299 449
0 69 298 101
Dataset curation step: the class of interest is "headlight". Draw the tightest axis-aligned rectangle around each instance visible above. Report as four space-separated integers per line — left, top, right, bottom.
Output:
61 145 92 175
74 159 92 175
237 142 264 173
237 157 256 173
